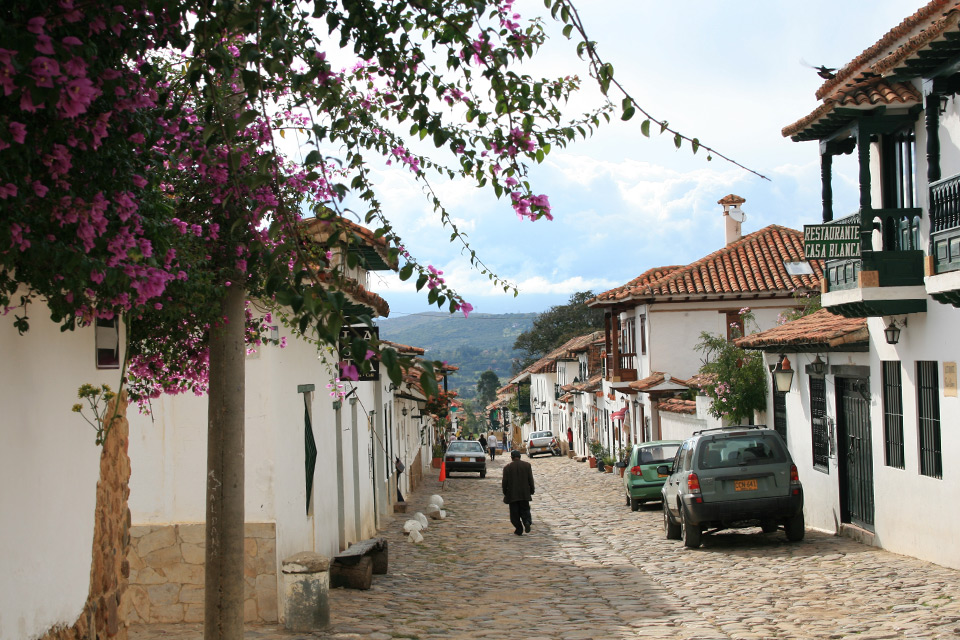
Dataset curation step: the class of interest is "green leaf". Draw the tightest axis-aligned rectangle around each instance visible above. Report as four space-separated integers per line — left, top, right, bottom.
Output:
641 119 650 137
674 133 682 149
691 138 700 154
398 264 414 281
621 106 635 121
562 24 573 38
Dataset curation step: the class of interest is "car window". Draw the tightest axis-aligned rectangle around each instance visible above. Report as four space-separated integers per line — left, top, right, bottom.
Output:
697 434 787 469
673 441 688 472
531 431 552 438
681 441 695 471
447 442 483 453
638 444 680 465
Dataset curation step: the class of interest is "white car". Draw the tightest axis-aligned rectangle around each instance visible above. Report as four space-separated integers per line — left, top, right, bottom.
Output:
526 431 561 457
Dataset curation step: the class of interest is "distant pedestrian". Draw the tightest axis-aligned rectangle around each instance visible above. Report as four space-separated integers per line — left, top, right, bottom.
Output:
502 450 535 536
567 426 574 454
479 433 488 451
488 433 499 460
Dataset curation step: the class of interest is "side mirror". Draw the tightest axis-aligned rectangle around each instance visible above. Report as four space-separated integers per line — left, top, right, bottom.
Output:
657 465 671 475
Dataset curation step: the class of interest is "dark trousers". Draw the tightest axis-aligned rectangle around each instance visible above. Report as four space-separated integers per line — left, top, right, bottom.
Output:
508 500 531 533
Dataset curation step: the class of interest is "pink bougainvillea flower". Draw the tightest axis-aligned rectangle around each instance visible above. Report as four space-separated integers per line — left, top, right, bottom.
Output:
26 17 45 34
0 183 17 199
34 34 55 55
30 56 59 87
9 121 26 143
32 181 48 197
62 36 82 47
460 302 474 319
338 361 359 381
364 349 376 361
20 91 44 113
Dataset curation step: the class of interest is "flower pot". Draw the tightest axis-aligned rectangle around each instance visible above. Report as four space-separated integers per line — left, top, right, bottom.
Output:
605 467 613 474
588 456 597 469
431 457 442 469
618 467 625 478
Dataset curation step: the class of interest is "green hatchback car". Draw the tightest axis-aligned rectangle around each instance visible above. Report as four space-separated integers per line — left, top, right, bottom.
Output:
622 440 683 511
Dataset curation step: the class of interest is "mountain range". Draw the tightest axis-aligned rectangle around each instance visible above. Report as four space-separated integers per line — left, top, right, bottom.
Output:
376 312 537 400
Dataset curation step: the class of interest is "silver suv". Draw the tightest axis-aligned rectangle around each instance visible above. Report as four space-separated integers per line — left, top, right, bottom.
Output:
659 426 804 548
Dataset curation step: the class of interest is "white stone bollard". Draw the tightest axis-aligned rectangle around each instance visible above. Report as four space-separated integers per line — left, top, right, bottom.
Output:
414 512 429 529
403 519 422 533
428 494 444 508
408 529 424 544
281 552 331 631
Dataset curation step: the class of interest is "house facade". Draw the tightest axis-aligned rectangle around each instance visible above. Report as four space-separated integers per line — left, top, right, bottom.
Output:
756 0 960 570
122 218 439 625
587 197 823 457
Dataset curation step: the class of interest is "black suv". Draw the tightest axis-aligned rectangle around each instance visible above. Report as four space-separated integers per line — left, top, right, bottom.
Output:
659 426 804 548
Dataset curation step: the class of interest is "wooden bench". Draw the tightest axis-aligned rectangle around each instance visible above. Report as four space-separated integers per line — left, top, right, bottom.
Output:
329 537 388 590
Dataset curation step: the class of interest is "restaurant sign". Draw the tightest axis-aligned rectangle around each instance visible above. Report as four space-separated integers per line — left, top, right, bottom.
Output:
803 224 860 260
338 325 379 381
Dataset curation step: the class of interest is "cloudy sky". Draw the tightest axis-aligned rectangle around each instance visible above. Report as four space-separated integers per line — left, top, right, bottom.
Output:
357 0 921 317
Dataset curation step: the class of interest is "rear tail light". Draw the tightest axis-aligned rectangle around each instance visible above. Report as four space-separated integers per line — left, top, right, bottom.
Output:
630 466 642 476
687 472 701 494
551 438 557 445
446 456 455 462
790 464 800 485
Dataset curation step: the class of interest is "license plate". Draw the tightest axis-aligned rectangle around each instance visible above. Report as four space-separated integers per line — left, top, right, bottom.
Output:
657 472 668 478
457 457 466 462
734 478 758 491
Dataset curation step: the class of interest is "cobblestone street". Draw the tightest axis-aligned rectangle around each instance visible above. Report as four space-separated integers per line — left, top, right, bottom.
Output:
132 455 960 640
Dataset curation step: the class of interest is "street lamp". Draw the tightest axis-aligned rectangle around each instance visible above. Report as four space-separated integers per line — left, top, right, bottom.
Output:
773 354 794 393
401 407 408 417
810 354 826 376
884 318 906 344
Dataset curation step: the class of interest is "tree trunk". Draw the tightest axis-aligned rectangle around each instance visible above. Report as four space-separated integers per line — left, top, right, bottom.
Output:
204 284 246 640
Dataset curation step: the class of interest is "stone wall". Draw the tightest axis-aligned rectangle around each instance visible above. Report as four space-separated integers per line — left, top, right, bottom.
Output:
122 522 277 624
40 394 132 640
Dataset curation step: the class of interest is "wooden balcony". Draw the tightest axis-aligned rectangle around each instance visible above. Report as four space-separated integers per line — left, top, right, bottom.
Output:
604 353 638 383
927 173 960 307
822 209 926 317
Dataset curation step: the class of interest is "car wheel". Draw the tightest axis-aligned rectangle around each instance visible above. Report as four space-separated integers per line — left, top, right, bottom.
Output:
680 506 702 548
761 520 778 534
785 512 805 542
631 498 643 512
480 470 486 478
663 502 681 540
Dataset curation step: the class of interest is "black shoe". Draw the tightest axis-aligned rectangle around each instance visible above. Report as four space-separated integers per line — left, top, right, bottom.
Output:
514 529 523 536
524 523 531 533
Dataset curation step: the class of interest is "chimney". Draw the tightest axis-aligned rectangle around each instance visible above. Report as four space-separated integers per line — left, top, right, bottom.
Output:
718 194 746 245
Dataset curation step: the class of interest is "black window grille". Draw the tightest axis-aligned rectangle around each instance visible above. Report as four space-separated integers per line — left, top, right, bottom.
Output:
917 361 943 479
773 390 787 443
810 376 829 471
881 361 905 469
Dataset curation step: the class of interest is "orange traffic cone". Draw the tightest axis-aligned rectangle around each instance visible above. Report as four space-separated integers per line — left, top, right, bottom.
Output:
438 460 446 482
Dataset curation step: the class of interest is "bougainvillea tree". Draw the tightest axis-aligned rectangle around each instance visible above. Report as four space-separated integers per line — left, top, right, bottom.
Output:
1 0 762 636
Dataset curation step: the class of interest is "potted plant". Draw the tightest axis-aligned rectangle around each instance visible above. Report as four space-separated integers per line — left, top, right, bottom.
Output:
588 440 603 469
431 442 444 469
602 454 615 473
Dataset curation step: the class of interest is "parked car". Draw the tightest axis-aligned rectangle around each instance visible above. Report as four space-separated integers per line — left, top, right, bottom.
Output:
526 430 561 457
660 426 804 548
444 440 487 478
622 440 682 511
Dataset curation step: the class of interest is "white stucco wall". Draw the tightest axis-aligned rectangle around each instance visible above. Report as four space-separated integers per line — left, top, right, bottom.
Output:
867 309 960 570
128 316 382 613
659 411 705 441
1 312 121 640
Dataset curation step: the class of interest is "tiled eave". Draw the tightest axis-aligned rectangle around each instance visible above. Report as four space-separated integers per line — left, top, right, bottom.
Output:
658 398 696 415
783 80 922 142
815 1 960 100
735 309 869 353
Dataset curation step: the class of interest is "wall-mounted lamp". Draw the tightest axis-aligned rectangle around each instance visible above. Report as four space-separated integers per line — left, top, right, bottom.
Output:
940 94 950 115
884 317 907 345
387 382 400 392
773 354 795 393
401 407 408 417
810 354 826 376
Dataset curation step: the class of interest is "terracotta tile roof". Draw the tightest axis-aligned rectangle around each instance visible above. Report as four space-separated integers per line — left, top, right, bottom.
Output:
312 271 391 317
735 309 868 350
528 355 557 374
590 266 683 305
650 226 820 298
564 331 604 353
380 340 426 356
782 78 922 140
300 216 398 270
630 371 695 393
678 373 716 392
658 398 697 415
873 8 960 76
497 383 517 395
815 0 960 100
528 332 601 373
577 372 602 392
558 393 574 403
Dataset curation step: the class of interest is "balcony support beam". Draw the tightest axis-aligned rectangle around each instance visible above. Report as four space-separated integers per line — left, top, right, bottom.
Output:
926 93 942 183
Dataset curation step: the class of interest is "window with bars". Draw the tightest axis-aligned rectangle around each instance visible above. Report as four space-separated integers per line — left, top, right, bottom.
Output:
916 361 943 479
725 311 744 341
639 314 647 356
773 390 787 443
810 376 829 471
881 361 905 469
95 317 120 369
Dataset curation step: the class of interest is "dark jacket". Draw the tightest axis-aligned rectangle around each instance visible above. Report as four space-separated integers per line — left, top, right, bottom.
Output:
502 459 535 503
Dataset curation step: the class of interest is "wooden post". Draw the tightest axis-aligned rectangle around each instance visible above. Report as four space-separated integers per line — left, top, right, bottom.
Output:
927 93 942 184
204 284 246 640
